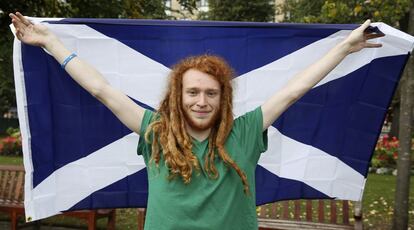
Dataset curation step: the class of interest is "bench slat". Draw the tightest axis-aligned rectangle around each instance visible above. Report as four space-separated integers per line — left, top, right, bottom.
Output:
14 172 24 203
294 200 300 220
259 204 267 217
0 165 24 171
343 200 349 224
282 201 289 219
0 171 9 199
318 200 325 222
305 200 312 221
7 171 17 201
271 202 277 219
330 200 337 224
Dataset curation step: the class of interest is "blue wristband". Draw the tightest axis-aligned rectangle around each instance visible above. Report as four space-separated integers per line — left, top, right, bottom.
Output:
61 53 77 69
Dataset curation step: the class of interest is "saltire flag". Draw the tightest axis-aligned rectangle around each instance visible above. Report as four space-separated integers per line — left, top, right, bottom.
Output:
11 18 414 221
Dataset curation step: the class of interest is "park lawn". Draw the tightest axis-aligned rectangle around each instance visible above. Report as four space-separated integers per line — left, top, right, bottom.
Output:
362 173 414 229
0 156 412 229
0 155 23 165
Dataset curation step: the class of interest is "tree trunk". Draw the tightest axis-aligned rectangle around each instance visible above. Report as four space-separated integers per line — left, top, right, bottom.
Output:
389 99 400 138
392 5 414 230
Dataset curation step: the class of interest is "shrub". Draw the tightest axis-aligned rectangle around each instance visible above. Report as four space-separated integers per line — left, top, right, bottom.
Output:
371 134 399 169
0 127 22 156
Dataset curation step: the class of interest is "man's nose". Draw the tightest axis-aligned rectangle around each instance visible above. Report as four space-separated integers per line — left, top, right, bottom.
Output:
196 93 207 107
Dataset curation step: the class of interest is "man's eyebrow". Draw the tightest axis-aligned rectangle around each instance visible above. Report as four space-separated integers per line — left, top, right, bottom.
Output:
206 89 220 92
184 87 199 91
184 87 220 91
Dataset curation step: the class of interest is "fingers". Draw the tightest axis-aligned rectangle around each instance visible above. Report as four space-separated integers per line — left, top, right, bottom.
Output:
359 19 385 42
16 12 33 26
9 12 30 41
365 43 382 48
9 13 26 31
9 13 19 23
9 12 32 29
365 33 385 40
358 19 371 31
16 29 24 40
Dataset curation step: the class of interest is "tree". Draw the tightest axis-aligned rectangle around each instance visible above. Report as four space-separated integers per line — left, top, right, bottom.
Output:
121 0 167 19
66 0 168 19
393 2 414 229
65 0 124 18
280 0 411 26
201 0 275 22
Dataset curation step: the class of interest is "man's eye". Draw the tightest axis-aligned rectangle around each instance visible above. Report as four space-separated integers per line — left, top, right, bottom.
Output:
188 91 197 96
207 92 217 97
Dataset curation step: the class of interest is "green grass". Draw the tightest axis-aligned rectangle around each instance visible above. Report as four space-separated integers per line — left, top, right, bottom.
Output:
0 156 412 229
362 173 414 229
0 155 23 165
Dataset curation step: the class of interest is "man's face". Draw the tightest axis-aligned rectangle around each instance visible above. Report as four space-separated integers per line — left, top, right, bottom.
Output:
182 69 221 132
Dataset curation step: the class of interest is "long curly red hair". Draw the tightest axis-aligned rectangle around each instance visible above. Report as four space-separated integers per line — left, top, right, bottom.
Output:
145 54 250 194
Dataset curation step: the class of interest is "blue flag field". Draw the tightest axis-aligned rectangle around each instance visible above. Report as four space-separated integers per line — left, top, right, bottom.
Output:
11 18 414 221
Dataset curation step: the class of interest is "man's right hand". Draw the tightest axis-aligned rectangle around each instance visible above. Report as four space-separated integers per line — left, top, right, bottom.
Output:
10 12 57 48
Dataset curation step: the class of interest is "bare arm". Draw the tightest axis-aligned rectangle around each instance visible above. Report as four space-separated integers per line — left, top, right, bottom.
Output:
10 12 144 134
261 20 384 130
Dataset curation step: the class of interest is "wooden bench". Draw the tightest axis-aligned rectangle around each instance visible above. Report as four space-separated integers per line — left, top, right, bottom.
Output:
137 208 146 230
0 165 116 230
136 199 362 229
257 199 363 230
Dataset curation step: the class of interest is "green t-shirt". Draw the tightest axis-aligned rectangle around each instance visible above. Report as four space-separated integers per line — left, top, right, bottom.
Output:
137 107 268 230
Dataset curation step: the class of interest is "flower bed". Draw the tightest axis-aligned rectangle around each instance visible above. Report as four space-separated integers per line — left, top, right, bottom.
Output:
0 128 22 156
372 135 399 167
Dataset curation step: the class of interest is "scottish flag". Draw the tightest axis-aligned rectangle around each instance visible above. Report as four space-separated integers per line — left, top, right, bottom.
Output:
12 18 414 221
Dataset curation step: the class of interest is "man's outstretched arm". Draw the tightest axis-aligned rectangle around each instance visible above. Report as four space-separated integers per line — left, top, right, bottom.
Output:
10 12 145 134
261 20 383 131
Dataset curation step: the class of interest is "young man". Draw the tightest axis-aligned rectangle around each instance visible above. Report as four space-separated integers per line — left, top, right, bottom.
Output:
10 12 383 229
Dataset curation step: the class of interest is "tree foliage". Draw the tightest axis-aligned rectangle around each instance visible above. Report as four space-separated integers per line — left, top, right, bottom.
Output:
120 0 166 19
201 0 275 22
66 0 124 18
65 0 167 19
279 0 412 25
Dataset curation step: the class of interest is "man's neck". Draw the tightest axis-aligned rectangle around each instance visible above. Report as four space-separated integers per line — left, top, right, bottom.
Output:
185 124 211 142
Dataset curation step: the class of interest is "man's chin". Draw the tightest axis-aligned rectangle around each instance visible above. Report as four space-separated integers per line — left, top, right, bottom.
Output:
183 110 220 132
188 119 214 131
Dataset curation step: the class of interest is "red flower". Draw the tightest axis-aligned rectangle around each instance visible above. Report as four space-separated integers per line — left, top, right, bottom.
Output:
377 154 387 161
2 136 16 144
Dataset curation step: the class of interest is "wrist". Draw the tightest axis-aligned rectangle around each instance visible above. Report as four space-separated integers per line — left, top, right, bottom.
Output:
43 35 61 51
336 39 353 56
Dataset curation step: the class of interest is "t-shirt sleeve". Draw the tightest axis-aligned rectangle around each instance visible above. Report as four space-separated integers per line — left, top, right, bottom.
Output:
233 106 268 158
137 109 155 158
